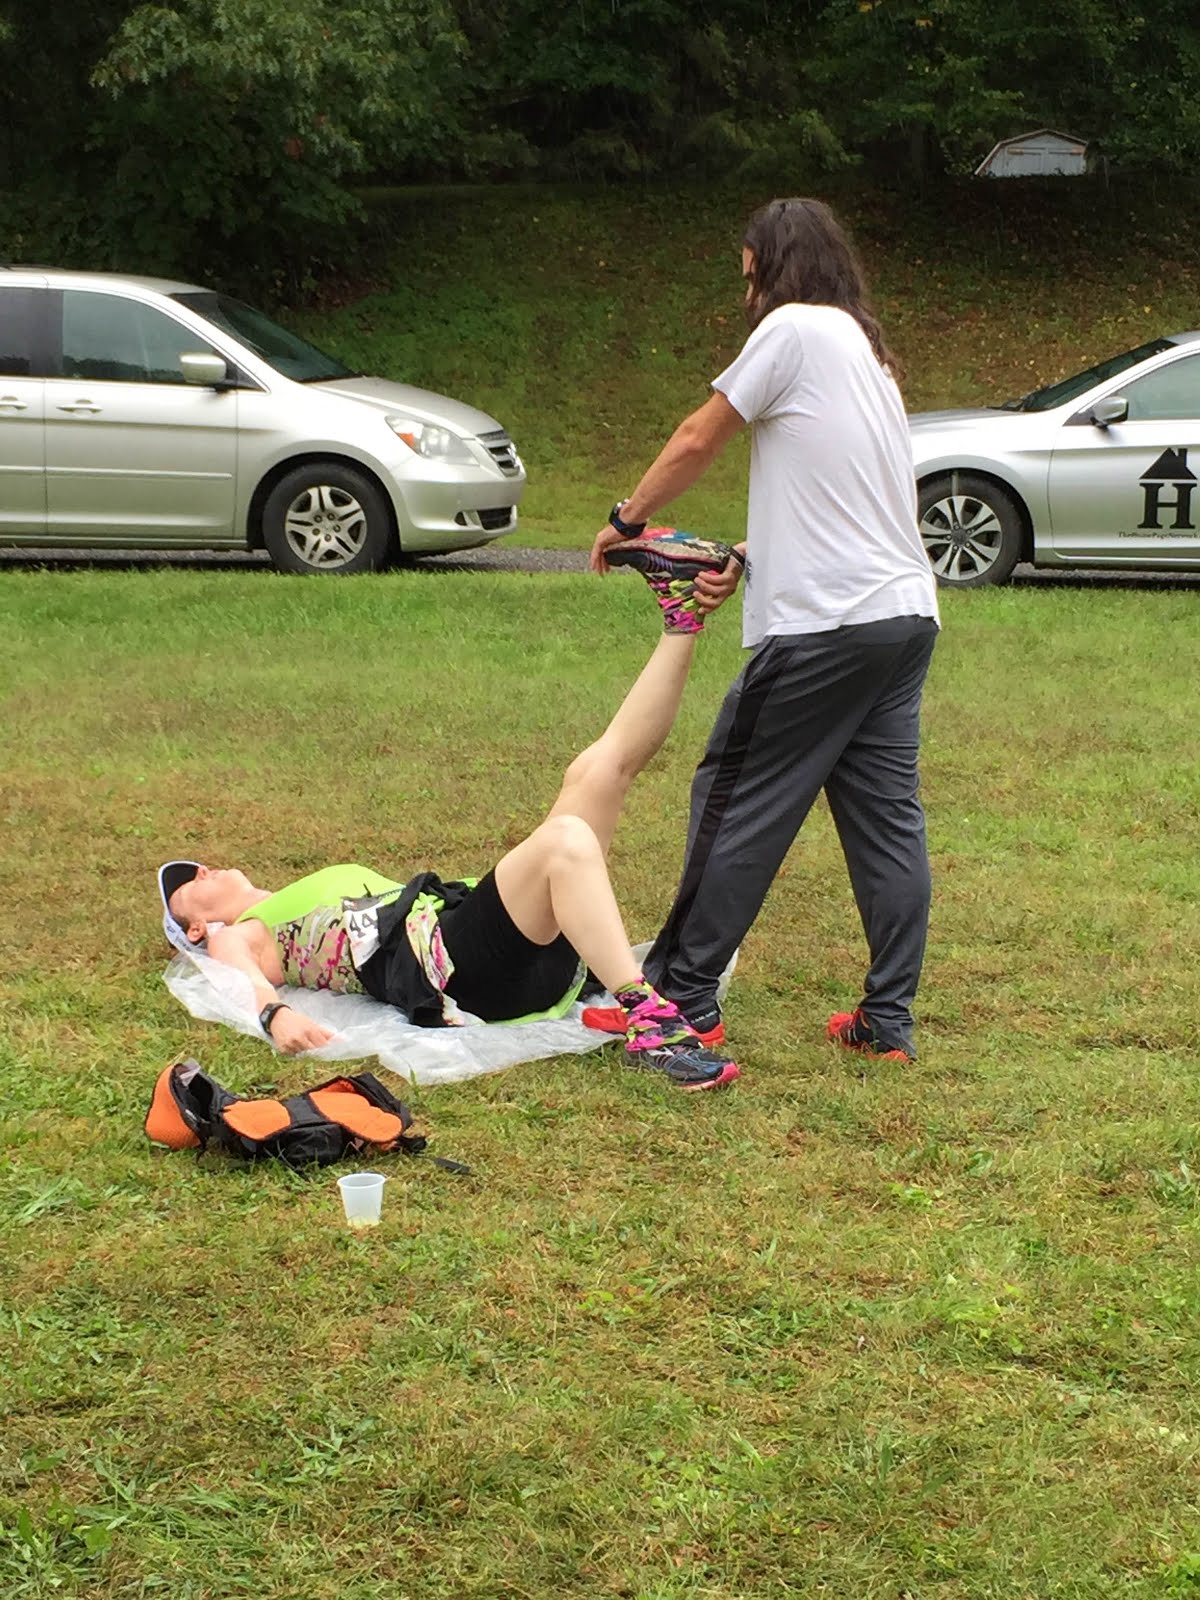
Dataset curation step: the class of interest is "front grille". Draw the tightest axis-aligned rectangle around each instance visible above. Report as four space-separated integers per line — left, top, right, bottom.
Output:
479 428 520 474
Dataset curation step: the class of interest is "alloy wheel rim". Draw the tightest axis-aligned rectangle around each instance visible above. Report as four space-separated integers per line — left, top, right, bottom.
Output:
920 493 1004 582
283 485 368 568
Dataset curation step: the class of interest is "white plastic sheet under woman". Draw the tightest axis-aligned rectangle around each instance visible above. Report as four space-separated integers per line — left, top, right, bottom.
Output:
162 937 735 1089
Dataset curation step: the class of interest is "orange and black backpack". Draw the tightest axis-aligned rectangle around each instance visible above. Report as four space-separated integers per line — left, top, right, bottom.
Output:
145 1058 467 1173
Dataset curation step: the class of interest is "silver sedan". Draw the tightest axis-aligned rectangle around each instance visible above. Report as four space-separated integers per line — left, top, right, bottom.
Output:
910 332 1200 586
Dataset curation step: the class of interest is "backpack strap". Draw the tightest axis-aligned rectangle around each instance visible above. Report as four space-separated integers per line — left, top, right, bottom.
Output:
348 1073 472 1173
308 1072 471 1173
220 1098 293 1142
307 1084 411 1148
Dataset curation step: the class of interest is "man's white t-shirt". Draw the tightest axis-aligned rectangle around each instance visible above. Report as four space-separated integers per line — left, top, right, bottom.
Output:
713 302 939 647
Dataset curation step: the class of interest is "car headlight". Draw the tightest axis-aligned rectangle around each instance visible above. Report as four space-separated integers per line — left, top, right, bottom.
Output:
386 416 476 465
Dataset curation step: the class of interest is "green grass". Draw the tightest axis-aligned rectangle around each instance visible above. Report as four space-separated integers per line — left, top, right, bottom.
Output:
3 567 1200 1598
295 179 1200 549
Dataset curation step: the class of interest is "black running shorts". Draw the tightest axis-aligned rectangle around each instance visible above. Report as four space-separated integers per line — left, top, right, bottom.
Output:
439 869 581 1021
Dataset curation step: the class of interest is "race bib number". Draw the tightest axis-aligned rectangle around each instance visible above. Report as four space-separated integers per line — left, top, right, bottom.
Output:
342 893 393 968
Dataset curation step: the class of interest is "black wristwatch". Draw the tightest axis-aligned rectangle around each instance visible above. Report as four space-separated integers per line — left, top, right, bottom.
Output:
259 1001 291 1038
608 500 647 539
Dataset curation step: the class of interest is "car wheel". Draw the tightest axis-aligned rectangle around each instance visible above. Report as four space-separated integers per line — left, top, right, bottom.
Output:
262 464 393 575
917 473 1024 588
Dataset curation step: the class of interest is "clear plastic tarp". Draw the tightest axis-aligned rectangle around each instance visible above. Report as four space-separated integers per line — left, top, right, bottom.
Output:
162 927 734 1089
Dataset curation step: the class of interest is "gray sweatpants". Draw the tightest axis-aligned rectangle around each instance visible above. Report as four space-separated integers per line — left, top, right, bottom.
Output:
644 613 939 1055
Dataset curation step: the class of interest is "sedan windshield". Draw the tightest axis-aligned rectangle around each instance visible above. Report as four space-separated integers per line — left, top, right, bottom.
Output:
1008 338 1175 413
172 291 357 382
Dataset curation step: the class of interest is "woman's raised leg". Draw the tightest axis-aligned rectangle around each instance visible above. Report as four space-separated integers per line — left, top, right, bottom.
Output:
545 630 697 855
485 532 743 1089
493 625 698 974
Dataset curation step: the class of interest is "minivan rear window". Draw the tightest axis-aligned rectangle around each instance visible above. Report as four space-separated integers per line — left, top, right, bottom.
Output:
172 292 356 383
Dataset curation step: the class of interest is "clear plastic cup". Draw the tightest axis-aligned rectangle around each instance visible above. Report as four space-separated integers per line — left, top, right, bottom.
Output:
337 1171 387 1230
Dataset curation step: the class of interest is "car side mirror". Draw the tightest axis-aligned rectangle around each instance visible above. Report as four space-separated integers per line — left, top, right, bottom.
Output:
1090 395 1128 428
181 351 229 388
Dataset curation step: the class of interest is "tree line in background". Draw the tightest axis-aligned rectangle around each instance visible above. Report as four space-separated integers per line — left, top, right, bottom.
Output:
1 0 1197 288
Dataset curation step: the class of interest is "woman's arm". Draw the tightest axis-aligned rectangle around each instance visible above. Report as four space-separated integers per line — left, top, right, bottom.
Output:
206 924 334 1054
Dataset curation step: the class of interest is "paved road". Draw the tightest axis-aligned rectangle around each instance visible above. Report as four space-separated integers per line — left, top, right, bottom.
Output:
0 544 1197 590
0 543 590 575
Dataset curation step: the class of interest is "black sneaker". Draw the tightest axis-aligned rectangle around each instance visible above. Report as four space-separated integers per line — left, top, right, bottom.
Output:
625 1038 741 1092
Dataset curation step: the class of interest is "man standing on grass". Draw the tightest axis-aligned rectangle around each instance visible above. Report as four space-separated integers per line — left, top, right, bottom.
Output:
589 197 940 1061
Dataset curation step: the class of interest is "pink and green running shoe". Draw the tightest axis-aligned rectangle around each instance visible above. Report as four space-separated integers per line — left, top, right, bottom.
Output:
606 529 740 633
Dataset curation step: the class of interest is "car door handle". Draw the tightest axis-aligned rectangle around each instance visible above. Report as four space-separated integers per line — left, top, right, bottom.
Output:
57 401 101 414
0 396 29 410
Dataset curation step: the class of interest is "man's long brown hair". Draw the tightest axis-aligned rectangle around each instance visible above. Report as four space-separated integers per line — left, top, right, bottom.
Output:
743 197 902 381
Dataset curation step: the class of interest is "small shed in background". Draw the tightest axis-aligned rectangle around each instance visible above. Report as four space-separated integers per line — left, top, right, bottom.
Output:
974 129 1089 178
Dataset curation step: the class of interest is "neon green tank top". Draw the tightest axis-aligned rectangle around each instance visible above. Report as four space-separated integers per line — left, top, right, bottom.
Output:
237 865 402 929
238 865 403 994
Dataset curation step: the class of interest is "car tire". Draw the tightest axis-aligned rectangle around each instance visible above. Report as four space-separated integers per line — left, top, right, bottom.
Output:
917 473 1025 588
262 463 394 575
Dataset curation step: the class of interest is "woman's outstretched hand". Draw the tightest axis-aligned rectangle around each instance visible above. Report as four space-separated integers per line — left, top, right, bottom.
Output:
271 1008 335 1054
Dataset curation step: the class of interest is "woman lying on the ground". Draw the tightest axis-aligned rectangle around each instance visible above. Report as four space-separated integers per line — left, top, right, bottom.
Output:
157 532 744 1092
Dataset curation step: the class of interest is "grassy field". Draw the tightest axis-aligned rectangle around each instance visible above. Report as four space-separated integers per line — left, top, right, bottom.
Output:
296 178 1200 550
3 564 1200 1598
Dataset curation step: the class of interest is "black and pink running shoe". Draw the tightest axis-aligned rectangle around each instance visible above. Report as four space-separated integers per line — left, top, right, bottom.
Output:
606 529 740 633
627 1038 741 1091
622 990 740 1091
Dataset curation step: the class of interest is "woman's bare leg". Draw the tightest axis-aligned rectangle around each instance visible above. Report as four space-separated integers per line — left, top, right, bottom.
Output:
494 814 642 994
491 630 698 987
546 631 697 855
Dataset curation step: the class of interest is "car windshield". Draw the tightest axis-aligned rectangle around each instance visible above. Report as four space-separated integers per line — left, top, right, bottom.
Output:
1005 338 1175 413
171 291 357 382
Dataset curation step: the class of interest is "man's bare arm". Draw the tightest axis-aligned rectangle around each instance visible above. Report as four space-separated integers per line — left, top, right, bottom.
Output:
207 924 334 1054
621 392 745 524
589 392 746 572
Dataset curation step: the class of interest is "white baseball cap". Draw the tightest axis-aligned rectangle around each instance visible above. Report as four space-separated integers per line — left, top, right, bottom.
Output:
158 860 201 936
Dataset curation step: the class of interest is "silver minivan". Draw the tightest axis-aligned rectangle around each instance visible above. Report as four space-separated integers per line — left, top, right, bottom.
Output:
0 268 526 572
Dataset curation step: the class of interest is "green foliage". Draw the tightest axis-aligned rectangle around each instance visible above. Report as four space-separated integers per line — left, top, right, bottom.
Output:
2 0 1200 276
812 0 1200 179
443 0 1200 183
448 0 841 180
813 0 1026 177
0 0 461 285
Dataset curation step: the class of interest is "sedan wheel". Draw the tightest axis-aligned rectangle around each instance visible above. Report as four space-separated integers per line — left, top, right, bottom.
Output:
262 463 393 575
918 473 1024 588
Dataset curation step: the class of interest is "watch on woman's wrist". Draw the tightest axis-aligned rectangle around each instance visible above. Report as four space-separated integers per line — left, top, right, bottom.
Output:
259 1001 290 1037
608 500 647 539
